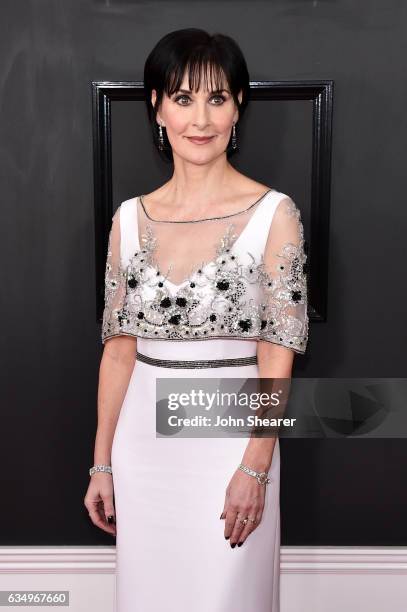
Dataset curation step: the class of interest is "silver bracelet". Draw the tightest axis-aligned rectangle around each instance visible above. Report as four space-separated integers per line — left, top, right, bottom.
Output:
89 464 112 477
238 463 271 485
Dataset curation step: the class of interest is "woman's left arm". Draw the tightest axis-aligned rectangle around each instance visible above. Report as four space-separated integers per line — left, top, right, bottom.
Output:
241 341 294 471
220 343 295 547
221 195 309 547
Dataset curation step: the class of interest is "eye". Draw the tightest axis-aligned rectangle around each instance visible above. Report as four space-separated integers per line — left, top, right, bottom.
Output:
210 95 226 105
174 95 191 105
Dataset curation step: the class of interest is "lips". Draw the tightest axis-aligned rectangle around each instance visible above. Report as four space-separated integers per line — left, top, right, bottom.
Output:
186 136 215 144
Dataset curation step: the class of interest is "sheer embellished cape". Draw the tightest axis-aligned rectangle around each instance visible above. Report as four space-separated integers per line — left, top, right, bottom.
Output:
101 189 309 354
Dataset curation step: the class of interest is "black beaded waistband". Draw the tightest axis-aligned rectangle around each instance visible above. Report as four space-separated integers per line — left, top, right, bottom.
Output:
136 351 258 369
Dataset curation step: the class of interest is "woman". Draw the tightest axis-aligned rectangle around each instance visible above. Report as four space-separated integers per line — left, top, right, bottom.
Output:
84 28 308 612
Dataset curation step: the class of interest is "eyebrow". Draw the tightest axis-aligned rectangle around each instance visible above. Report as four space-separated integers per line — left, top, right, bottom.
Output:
174 88 230 95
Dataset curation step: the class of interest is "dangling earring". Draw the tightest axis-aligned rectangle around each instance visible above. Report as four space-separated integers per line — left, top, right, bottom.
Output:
158 121 164 151
231 122 237 150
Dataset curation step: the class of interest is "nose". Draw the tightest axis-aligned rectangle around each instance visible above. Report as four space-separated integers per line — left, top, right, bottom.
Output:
192 99 211 130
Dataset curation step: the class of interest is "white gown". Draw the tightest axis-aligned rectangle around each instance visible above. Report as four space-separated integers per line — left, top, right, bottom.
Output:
101 188 309 612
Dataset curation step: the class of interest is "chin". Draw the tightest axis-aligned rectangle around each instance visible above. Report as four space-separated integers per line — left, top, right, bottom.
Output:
176 149 216 164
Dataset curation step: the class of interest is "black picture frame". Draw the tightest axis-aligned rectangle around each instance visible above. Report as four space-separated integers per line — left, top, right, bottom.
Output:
92 79 334 325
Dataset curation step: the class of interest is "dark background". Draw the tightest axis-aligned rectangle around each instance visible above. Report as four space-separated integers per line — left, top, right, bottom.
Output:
1 0 406 545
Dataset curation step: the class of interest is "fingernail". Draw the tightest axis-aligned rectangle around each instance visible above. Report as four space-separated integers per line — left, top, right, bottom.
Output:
237 542 243 547
107 515 115 524
230 543 236 549
219 513 224 519
225 535 230 540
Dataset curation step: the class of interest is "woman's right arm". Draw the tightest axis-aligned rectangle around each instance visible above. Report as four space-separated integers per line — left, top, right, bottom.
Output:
84 336 137 535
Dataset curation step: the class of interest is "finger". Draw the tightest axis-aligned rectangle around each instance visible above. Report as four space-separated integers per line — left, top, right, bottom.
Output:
96 500 114 528
101 497 117 534
223 509 238 540
236 512 258 545
100 503 117 535
101 494 116 523
98 500 117 535
88 505 110 532
255 507 264 527
219 496 228 520
229 511 249 545
88 503 116 535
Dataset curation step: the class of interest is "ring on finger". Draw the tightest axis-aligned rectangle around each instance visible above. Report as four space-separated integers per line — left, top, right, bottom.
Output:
237 514 249 526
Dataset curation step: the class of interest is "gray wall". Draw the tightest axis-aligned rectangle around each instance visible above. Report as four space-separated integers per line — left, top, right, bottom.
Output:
1 0 406 545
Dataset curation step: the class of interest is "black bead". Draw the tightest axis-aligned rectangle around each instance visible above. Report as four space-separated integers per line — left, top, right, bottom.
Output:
291 290 302 303
216 280 230 291
137 312 144 319
176 297 187 307
238 319 252 332
168 314 181 325
160 297 172 308
127 277 138 289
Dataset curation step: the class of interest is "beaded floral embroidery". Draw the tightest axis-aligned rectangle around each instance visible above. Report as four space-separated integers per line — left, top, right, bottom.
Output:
102 198 308 354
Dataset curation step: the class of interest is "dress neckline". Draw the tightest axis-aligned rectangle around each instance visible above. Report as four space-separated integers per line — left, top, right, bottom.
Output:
138 189 274 223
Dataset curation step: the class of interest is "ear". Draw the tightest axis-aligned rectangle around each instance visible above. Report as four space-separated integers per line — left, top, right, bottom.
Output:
151 89 165 127
234 90 243 123
151 89 161 124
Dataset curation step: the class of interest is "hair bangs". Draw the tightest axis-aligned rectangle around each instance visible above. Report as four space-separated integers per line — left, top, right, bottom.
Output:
165 54 230 97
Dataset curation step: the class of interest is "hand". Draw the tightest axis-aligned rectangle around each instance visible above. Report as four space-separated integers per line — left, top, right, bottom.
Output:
220 468 266 547
84 473 116 536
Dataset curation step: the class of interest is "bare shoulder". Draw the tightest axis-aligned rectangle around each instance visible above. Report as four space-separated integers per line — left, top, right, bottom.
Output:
231 176 274 201
138 184 170 205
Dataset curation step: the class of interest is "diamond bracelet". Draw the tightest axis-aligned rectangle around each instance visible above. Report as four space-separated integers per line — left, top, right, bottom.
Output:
238 463 271 485
89 464 112 477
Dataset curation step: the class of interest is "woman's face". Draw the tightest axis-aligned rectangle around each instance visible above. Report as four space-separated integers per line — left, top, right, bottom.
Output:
152 69 242 164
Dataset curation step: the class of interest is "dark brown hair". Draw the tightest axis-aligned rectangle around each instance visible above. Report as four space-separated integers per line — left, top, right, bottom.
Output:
143 28 251 162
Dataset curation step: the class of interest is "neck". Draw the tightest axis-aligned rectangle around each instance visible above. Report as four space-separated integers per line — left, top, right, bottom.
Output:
162 157 239 210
